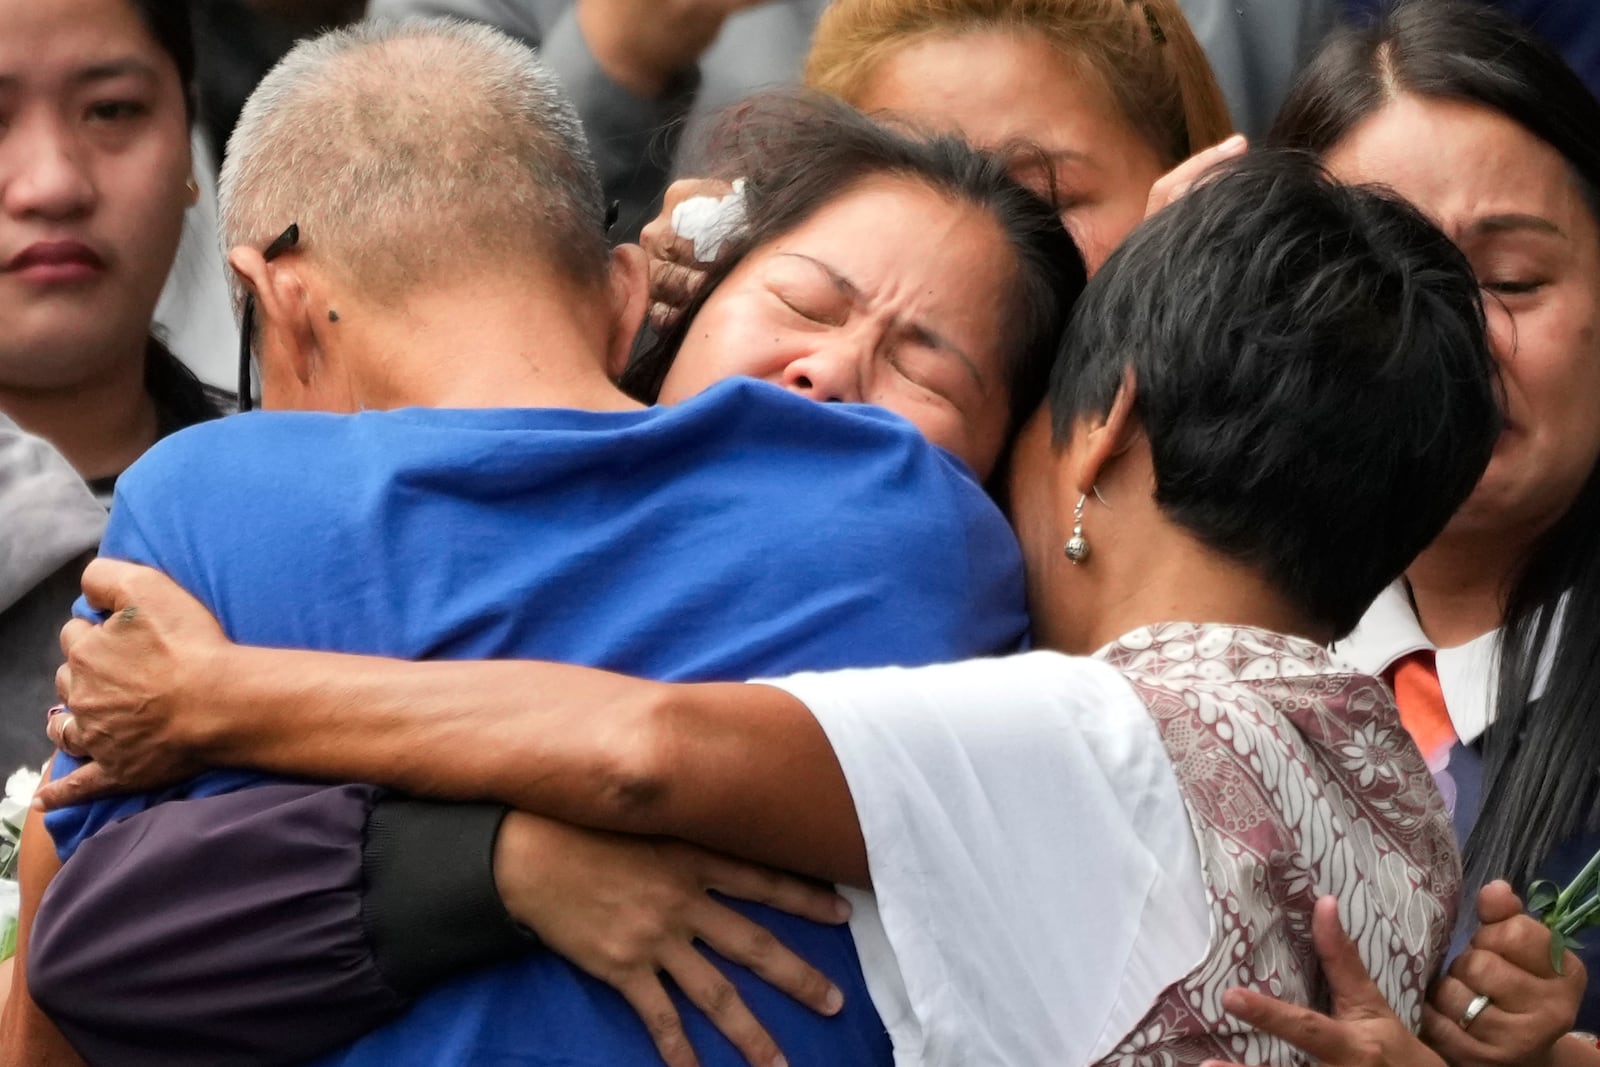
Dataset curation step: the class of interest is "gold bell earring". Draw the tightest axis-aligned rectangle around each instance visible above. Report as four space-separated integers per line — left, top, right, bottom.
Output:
1064 494 1090 565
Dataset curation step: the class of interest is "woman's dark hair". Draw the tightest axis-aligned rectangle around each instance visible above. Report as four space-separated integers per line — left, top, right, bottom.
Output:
621 91 1088 456
1050 149 1499 640
129 0 199 119
1272 0 1600 892
125 1 223 422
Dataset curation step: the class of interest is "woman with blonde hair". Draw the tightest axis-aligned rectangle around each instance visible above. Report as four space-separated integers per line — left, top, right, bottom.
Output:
803 0 1233 256
643 0 1240 326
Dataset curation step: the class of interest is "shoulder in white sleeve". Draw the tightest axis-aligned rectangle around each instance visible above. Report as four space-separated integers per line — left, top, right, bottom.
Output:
763 652 1210 1066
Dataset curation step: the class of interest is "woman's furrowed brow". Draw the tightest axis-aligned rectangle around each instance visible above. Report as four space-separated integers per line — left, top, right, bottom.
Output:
774 252 984 386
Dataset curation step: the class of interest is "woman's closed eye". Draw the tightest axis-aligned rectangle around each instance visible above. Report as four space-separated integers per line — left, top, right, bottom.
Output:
1469 236 1561 301
887 334 983 409
1481 276 1548 296
769 281 849 327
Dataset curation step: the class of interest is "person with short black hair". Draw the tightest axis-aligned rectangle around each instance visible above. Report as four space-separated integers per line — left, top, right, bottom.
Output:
1045 146 1494 642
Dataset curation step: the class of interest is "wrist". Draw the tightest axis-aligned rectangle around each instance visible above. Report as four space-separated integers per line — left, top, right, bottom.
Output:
365 797 531 996
492 811 548 926
180 641 267 763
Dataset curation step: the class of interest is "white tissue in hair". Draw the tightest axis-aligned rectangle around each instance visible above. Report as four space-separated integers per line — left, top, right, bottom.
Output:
671 179 749 263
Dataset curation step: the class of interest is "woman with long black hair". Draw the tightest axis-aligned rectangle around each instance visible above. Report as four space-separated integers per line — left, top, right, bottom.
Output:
0 0 229 761
0 0 226 1056
0 0 226 506
1208 3 1600 1064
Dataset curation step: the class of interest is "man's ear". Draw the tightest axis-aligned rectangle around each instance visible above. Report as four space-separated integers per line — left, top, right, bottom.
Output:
604 243 651 381
227 245 317 388
1072 368 1140 495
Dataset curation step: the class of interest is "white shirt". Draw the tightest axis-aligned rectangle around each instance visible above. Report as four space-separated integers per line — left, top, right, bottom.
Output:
154 132 237 389
765 652 1210 1067
1336 581 1559 745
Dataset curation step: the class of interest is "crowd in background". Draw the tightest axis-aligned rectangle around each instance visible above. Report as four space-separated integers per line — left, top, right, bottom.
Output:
4 0 1600 1065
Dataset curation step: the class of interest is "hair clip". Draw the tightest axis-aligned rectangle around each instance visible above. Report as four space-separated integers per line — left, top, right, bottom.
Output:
1144 3 1167 44
1127 0 1167 44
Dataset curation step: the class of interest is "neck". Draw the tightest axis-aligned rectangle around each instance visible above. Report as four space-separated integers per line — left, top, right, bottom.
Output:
1076 538 1321 654
0 339 158 482
1031 477 1323 655
337 273 636 412
1404 527 1529 649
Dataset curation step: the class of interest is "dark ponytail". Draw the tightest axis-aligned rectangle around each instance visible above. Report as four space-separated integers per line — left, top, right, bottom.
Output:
127 0 223 419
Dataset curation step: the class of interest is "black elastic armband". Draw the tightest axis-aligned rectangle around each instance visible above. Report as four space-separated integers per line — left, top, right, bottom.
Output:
361 796 538 996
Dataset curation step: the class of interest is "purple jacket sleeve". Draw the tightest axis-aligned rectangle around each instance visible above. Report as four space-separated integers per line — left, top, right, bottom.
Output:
27 782 525 1067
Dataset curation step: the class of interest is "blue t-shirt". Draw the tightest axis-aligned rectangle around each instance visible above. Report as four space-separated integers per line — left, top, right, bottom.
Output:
48 378 1027 1066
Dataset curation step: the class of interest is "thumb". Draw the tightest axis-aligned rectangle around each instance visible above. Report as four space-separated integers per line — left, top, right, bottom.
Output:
79 557 141 616
1313 896 1386 1014
1476 880 1524 925
34 761 119 811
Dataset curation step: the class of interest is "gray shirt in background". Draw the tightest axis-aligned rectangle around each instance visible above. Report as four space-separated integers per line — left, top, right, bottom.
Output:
365 0 826 236
363 0 1340 235
0 416 105 769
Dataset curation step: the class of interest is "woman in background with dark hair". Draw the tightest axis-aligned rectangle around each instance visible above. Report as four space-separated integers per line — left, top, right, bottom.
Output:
0 0 232 767
622 92 1083 486
0 0 226 507
0 0 230 758
0 0 225 1057
0 0 230 764
1205 3 1600 1065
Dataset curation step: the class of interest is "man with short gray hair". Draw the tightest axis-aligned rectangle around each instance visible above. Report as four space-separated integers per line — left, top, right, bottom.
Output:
216 17 632 414
220 18 613 309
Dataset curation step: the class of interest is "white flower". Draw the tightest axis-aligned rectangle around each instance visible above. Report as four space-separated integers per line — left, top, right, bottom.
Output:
0 765 40 883
1335 722 1402 789
2 767 40 821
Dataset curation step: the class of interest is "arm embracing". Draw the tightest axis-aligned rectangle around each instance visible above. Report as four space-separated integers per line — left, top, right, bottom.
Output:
50 560 866 883
204 651 869 887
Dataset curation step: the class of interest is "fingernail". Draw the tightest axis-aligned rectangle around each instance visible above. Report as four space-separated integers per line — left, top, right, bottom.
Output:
824 986 844 1014
770 1056 788 1067
1220 133 1247 152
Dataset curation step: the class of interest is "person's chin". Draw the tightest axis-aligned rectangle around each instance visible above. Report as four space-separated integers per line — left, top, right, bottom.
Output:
1453 454 1558 536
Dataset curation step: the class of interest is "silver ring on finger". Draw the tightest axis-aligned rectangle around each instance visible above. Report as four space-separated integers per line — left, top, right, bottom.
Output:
1459 992 1492 1031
